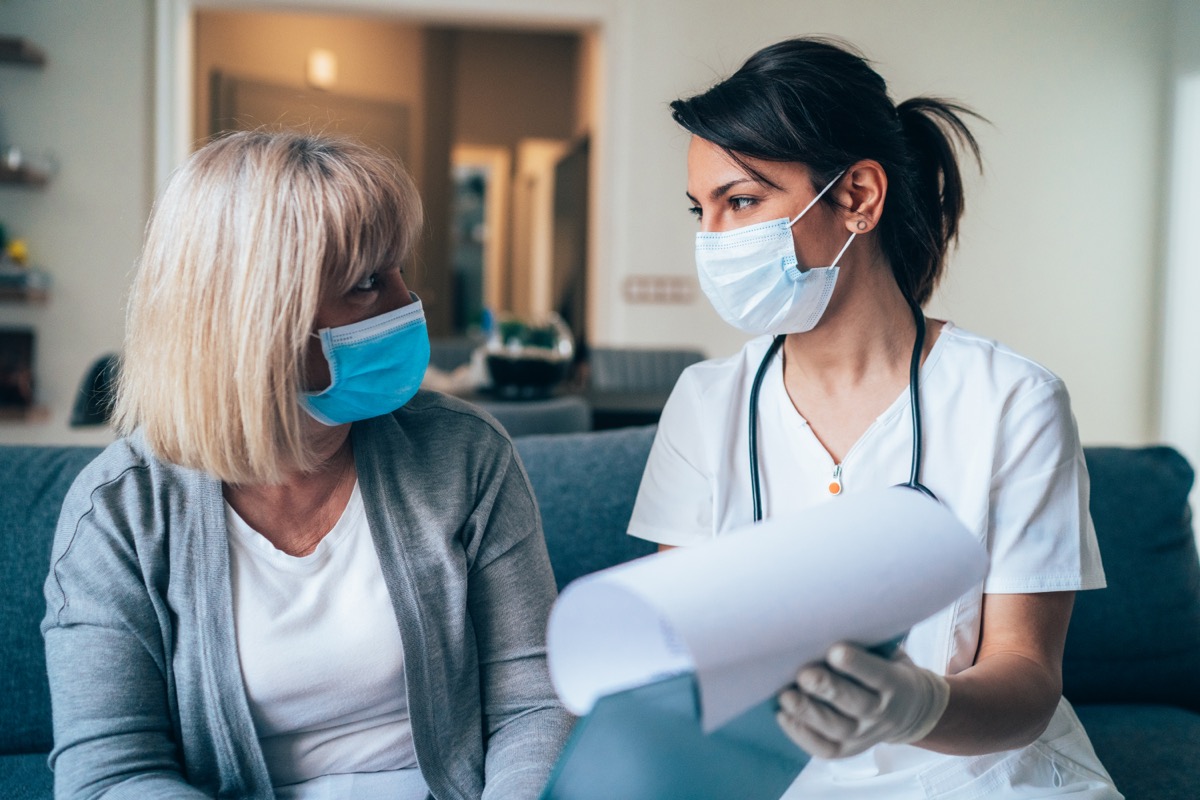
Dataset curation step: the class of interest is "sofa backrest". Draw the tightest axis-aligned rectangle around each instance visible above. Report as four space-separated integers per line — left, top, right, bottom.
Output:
517 432 1200 714
2 433 1197 758
1063 446 1200 712
515 426 659 589
0 446 103 755
587 347 706 393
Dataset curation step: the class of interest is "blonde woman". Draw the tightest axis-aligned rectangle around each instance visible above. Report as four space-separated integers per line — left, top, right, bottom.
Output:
42 131 571 799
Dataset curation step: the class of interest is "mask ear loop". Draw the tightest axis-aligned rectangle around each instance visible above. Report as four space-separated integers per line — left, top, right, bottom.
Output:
788 168 848 227
788 169 857 272
829 231 857 268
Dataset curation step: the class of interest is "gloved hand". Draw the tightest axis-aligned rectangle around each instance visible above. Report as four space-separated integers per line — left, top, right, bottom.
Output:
776 642 950 759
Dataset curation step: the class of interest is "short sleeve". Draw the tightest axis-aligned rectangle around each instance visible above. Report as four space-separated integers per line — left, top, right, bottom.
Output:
627 370 714 546
983 378 1106 593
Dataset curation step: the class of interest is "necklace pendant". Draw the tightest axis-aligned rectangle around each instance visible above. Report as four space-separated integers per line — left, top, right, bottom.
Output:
828 463 843 495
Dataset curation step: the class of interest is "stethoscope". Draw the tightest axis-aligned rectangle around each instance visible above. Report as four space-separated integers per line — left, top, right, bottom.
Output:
747 296 936 523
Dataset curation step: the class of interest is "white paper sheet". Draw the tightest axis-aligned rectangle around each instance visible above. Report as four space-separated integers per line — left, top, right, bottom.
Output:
546 487 989 732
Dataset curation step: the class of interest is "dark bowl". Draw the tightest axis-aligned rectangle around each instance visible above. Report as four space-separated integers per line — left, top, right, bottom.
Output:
486 353 570 399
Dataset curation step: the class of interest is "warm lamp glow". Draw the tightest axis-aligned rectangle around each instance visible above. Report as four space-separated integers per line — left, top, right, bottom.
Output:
306 48 337 90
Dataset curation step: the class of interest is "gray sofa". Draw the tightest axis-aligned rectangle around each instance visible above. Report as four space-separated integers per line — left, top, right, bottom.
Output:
2 426 1199 798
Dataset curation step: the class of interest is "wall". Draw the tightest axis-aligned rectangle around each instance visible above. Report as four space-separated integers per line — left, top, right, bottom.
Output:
0 0 1182 452
193 9 427 184
605 0 1171 448
0 0 152 447
1160 0 1200 504
451 27 578 150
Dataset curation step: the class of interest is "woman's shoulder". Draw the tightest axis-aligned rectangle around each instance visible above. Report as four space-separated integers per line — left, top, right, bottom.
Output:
651 337 776 436
672 336 776 399
48 434 201 618
366 390 517 472
935 323 1069 400
62 433 196 515
395 390 512 441
54 435 209 559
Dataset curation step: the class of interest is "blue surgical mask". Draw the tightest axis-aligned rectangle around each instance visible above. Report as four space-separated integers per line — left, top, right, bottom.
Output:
301 295 430 426
695 171 855 335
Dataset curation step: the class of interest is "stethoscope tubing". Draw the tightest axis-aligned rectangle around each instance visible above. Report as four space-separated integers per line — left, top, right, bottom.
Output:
748 298 935 523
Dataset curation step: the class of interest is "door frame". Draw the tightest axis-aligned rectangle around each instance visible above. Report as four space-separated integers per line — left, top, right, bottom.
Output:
155 0 615 342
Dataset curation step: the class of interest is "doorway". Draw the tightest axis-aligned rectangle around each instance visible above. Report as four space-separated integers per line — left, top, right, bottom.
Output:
189 7 597 349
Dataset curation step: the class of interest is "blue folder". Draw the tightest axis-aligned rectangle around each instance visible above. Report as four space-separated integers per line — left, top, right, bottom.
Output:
540 671 809 800
540 636 905 799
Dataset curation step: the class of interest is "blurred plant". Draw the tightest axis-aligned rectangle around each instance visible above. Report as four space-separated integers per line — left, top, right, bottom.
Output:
6 238 28 267
491 313 574 359
0 222 30 268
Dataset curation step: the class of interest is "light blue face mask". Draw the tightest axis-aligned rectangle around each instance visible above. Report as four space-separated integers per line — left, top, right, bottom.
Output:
300 294 430 426
695 170 855 335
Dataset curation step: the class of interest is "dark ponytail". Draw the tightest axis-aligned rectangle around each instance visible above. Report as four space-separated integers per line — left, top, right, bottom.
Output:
670 37 983 305
893 97 981 303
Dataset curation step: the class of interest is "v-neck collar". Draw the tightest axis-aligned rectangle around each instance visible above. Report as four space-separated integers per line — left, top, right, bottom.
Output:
767 322 951 469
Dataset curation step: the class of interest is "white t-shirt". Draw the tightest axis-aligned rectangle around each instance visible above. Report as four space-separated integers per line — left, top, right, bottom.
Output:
226 481 429 800
628 324 1120 799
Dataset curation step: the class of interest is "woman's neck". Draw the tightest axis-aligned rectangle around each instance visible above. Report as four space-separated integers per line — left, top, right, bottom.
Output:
777 257 937 464
223 426 357 557
783 260 917 393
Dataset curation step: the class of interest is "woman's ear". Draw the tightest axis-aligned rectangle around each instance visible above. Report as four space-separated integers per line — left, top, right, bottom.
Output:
836 160 887 233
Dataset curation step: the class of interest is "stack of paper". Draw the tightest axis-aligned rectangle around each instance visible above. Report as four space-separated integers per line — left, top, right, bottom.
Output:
542 487 989 800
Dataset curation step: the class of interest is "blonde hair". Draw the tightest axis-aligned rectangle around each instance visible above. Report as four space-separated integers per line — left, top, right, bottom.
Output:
113 130 423 484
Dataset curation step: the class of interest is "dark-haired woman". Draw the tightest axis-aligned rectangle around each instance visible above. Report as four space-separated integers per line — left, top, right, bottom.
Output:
628 38 1120 798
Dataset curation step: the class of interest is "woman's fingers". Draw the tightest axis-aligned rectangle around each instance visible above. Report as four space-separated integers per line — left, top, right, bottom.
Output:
778 686 858 742
776 708 843 758
795 663 882 720
826 642 905 692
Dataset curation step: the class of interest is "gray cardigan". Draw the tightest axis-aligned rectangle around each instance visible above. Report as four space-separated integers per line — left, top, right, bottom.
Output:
41 392 573 799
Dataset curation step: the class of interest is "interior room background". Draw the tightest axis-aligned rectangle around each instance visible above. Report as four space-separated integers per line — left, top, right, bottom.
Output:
1 0 1198 495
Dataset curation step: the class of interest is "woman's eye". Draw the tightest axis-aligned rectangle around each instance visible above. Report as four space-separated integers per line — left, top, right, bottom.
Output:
730 196 757 211
353 273 380 292
688 206 702 219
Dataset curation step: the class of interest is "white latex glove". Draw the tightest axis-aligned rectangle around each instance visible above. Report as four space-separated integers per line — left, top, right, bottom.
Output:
776 642 950 759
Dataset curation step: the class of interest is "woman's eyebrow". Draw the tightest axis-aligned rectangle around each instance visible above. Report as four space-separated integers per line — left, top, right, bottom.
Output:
710 179 755 200
686 178 759 205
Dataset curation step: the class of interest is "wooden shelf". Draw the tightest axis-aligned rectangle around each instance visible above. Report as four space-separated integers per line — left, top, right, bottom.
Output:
0 285 48 304
0 405 49 423
0 163 49 187
0 35 50 425
0 36 46 67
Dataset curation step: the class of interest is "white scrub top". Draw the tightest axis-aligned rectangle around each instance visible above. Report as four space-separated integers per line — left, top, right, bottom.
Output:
628 323 1121 799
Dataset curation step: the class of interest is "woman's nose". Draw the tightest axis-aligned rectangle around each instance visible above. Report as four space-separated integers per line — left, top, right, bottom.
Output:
387 273 415 312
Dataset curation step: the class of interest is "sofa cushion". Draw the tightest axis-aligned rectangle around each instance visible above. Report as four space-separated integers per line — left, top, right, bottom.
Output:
0 753 53 800
0 446 103 755
1075 703 1200 800
1065 446 1200 711
516 426 658 589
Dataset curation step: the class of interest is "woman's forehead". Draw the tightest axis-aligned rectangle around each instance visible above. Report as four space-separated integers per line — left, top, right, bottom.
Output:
686 137 811 195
